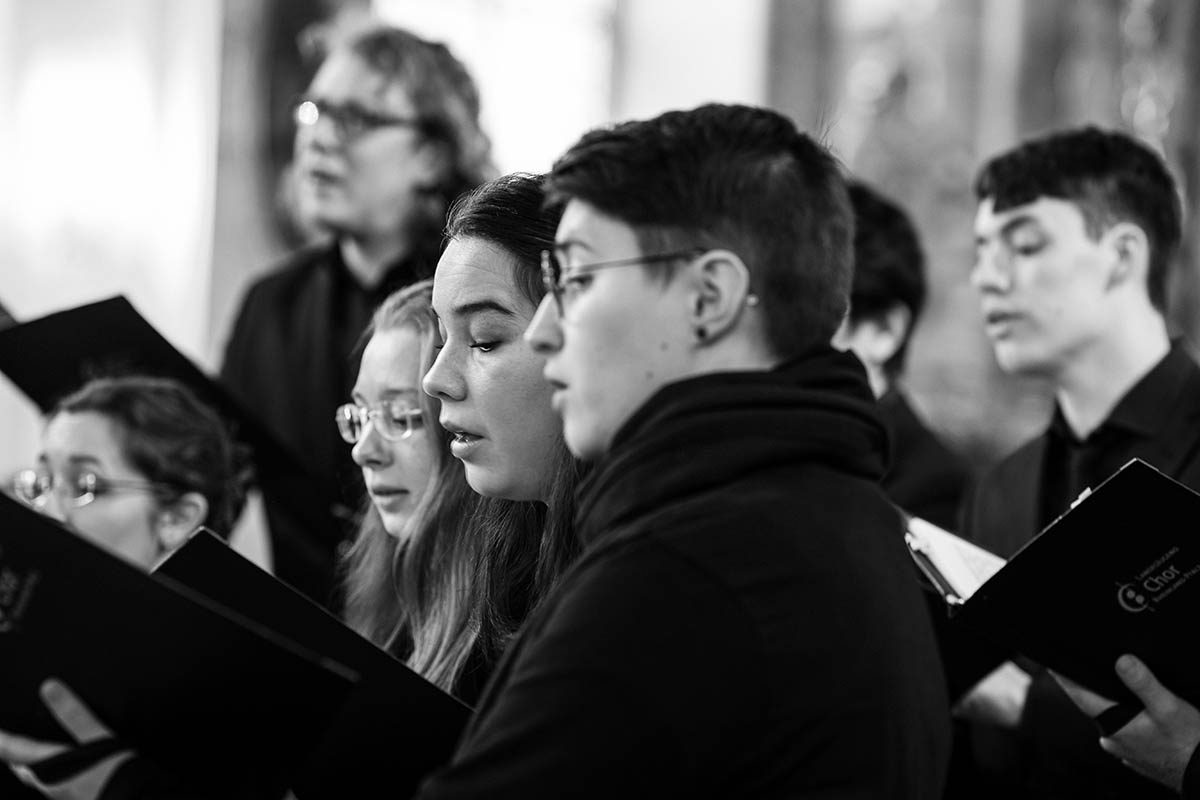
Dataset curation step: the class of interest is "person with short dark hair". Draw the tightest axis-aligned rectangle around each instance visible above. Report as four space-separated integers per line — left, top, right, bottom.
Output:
12 375 244 567
833 179 971 530
416 103 950 798
957 125 1200 799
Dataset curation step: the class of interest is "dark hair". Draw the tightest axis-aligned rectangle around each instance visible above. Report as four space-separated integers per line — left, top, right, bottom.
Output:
49 376 243 535
444 171 584 605
335 24 496 249
544 103 854 359
973 125 1182 311
846 180 927 379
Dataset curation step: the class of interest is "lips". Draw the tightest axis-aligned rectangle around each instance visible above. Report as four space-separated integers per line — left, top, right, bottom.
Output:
442 420 484 459
368 485 409 502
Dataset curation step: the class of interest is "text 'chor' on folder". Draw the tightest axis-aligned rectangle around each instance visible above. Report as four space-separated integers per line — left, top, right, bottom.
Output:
922 457 1200 710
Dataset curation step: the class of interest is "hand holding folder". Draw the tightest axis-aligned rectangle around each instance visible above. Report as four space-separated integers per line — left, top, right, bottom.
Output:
1053 654 1200 793
913 458 1200 720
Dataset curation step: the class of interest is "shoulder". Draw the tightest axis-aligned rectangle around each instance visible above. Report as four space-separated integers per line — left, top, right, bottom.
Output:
237 244 336 306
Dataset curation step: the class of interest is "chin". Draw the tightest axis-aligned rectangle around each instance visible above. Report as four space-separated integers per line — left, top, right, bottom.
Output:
464 466 543 502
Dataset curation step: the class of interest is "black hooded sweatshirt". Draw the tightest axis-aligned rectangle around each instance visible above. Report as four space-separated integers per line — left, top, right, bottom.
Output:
418 347 951 799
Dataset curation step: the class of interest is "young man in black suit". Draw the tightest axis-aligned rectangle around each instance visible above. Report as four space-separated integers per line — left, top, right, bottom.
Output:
957 125 1198 800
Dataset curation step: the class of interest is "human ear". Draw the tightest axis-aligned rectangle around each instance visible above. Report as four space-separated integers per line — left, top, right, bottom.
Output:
845 305 911 368
1103 222 1150 291
155 492 208 552
686 249 754 344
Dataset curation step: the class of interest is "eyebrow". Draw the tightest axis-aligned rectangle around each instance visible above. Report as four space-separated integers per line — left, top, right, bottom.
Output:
449 299 519 319
975 214 1040 247
553 238 596 258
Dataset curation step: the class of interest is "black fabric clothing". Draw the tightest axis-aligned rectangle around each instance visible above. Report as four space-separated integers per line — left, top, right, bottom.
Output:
878 386 972 531
958 339 1200 800
1185 745 1200 799
873 388 976 800
220 240 434 607
416 348 951 799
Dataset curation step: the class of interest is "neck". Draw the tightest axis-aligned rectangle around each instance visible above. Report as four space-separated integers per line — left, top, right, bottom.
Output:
339 232 412 289
1055 314 1170 439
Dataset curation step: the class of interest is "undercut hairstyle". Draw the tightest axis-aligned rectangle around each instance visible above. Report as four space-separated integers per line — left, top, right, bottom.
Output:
544 103 854 359
49 376 244 535
847 180 927 379
974 125 1182 311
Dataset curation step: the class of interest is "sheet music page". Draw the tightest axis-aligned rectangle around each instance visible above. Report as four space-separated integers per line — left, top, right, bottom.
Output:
907 516 1007 600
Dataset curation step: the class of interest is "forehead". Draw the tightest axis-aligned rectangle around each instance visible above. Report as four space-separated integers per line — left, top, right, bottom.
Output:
307 50 412 110
555 199 640 257
357 327 424 389
974 196 1088 238
433 237 535 319
42 411 128 464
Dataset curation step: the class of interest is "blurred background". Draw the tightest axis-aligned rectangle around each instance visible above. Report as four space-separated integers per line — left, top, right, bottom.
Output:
1 0 1198 481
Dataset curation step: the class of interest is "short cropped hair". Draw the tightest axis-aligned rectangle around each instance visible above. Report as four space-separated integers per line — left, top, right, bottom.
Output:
847 180 926 378
545 103 854 359
974 126 1181 311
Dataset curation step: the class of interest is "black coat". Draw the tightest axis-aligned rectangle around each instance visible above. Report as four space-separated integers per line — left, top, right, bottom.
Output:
220 242 432 607
957 341 1200 800
417 349 951 799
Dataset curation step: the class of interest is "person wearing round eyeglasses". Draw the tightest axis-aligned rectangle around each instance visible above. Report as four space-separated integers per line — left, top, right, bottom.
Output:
11 375 243 570
220 22 496 608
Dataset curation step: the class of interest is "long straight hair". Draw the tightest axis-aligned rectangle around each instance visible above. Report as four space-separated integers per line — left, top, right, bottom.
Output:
340 280 492 693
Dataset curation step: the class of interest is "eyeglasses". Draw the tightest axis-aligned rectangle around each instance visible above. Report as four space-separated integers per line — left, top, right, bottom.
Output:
540 248 707 316
335 401 425 444
293 97 427 141
12 468 172 510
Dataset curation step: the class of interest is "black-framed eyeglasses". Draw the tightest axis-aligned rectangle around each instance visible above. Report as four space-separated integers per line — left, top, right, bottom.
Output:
540 248 707 316
335 401 425 444
293 97 428 141
12 468 173 510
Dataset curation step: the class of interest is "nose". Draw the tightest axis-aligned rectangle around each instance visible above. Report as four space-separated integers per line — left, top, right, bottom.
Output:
39 488 69 524
525 295 564 355
351 418 393 469
423 342 467 402
970 246 1013 293
295 111 341 156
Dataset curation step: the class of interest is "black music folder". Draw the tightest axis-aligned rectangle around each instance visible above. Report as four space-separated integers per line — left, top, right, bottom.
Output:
156 531 471 799
944 458 1200 708
0 493 356 794
0 295 345 604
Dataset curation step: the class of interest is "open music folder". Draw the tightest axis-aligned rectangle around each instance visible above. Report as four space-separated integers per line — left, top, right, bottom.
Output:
156 530 471 799
0 493 356 795
907 457 1200 709
0 294 347 605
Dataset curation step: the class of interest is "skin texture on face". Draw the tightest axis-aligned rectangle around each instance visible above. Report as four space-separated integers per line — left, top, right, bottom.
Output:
424 237 561 502
37 411 167 569
971 197 1117 380
293 50 445 241
525 199 695 461
350 326 439 538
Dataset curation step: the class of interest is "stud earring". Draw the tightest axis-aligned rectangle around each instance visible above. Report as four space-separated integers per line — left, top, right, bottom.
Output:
696 325 708 341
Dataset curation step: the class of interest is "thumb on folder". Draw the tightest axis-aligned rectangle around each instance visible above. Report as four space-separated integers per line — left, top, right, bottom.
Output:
0 679 133 800
1052 655 1200 794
